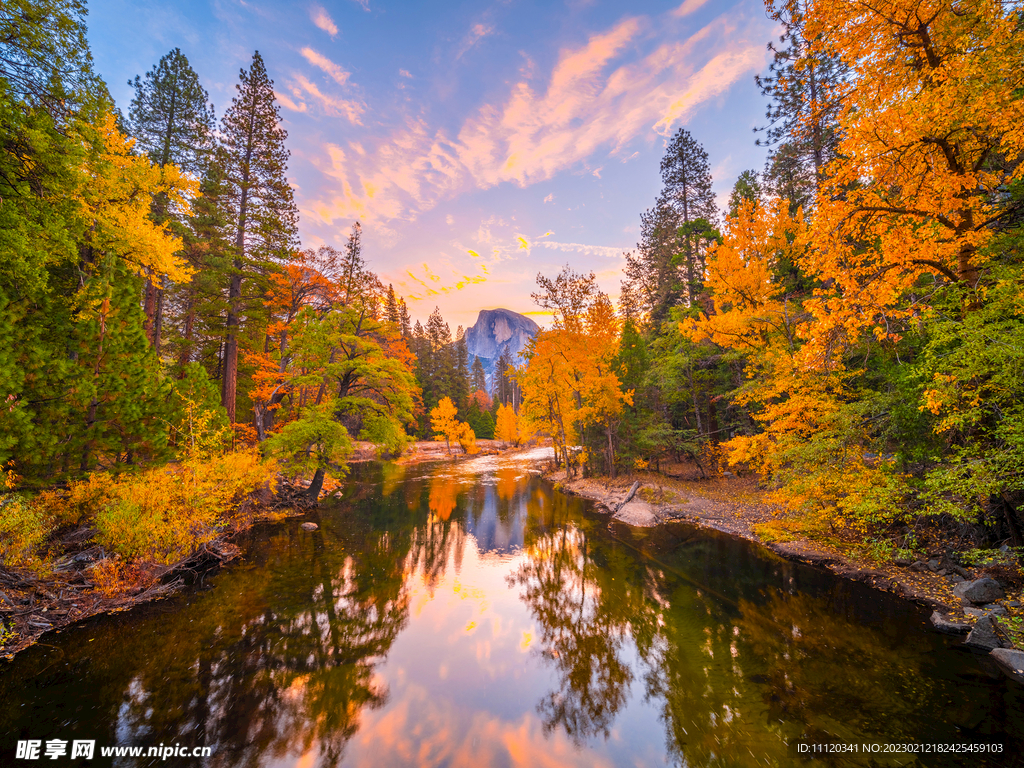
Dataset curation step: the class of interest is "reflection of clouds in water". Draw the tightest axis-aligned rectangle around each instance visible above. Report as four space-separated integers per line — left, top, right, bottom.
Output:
346 678 616 768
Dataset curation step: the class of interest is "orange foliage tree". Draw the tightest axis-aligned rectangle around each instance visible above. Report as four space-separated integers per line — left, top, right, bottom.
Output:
520 268 631 478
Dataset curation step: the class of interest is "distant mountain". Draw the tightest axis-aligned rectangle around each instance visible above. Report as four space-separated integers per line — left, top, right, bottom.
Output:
465 308 540 386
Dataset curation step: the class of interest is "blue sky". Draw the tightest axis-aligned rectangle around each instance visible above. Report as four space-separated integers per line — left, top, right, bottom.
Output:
87 0 776 328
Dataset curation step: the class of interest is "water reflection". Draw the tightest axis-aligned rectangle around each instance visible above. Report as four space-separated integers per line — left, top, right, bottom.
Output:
1 460 1022 768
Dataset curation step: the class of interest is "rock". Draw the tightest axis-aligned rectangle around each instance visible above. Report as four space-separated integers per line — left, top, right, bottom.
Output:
953 578 1004 604
937 568 948 576
951 574 966 584
895 557 912 567
300 522 319 531
1006 600 1021 608
930 611 971 635
721 471 735 478
964 616 1006 652
982 603 1008 617
465 309 540 387
927 558 941 572
910 561 929 573
989 648 1024 684
963 606 987 618
613 500 659 528
614 481 641 513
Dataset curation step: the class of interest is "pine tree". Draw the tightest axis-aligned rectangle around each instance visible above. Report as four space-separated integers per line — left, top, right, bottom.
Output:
129 48 215 175
454 325 469 408
727 170 761 218
167 150 234 374
659 129 717 307
471 356 487 393
218 51 298 423
755 0 847 208
398 299 411 337
129 47 215 353
624 130 718 327
385 284 399 325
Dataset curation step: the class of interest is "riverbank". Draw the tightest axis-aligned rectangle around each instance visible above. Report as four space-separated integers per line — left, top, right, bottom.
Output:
550 466 1024 676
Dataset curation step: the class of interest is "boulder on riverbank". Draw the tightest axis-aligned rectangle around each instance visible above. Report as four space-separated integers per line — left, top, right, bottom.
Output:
989 648 1024 684
930 611 972 635
953 578 1004 605
964 616 1008 652
613 500 659 527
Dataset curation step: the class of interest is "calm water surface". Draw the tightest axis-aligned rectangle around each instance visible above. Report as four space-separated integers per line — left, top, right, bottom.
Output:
2 457 1023 767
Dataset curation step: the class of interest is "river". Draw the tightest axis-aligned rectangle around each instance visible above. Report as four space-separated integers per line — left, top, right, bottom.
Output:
2 456 1022 766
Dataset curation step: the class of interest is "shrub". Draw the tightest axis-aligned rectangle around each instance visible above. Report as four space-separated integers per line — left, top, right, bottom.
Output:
91 449 275 564
0 496 49 567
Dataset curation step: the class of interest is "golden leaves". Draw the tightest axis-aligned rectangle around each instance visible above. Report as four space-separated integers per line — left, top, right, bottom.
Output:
78 112 197 283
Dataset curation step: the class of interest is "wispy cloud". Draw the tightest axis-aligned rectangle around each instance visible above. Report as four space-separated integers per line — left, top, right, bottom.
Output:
456 22 495 60
301 47 350 86
289 74 365 123
538 240 624 259
303 8 767 228
399 69 413 78
673 0 712 17
351 0 371 11
309 4 338 37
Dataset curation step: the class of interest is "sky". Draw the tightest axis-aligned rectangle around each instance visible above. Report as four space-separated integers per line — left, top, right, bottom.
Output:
86 0 777 328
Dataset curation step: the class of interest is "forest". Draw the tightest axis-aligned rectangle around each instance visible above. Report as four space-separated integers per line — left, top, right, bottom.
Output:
517 0 1024 557
2 0 1024 585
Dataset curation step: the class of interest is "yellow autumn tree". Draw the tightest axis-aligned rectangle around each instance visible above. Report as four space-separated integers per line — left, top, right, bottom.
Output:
520 269 631 478
495 403 520 446
687 193 906 530
430 397 476 454
803 0 1024 344
79 112 196 284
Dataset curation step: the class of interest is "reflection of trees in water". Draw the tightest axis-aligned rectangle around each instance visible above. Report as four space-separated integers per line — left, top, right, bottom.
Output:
512 483 664 744
108 520 414 768
511 486 965 767
736 589 940 744
513 526 632 741
8 469 1004 768
428 473 458 520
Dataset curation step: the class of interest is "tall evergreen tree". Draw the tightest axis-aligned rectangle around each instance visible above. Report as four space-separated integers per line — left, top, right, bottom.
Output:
128 47 215 352
659 129 717 307
755 0 847 208
398 298 411 337
385 284 399 325
218 51 298 423
454 325 469 409
129 48 215 175
728 170 761 218
625 130 718 327
470 356 487 393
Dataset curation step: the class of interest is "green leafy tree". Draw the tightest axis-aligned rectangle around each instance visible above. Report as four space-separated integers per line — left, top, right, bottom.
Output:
265 403 352 503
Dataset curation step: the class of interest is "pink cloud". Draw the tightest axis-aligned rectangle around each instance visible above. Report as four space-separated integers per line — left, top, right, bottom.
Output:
291 74 364 124
303 9 768 228
300 47 351 86
309 4 338 36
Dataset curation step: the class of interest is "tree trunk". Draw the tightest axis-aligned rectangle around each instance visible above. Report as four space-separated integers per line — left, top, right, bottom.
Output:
306 467 326 504
153 287 164 355
143 277 156 344
221 267 242 423
606 424 616 480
